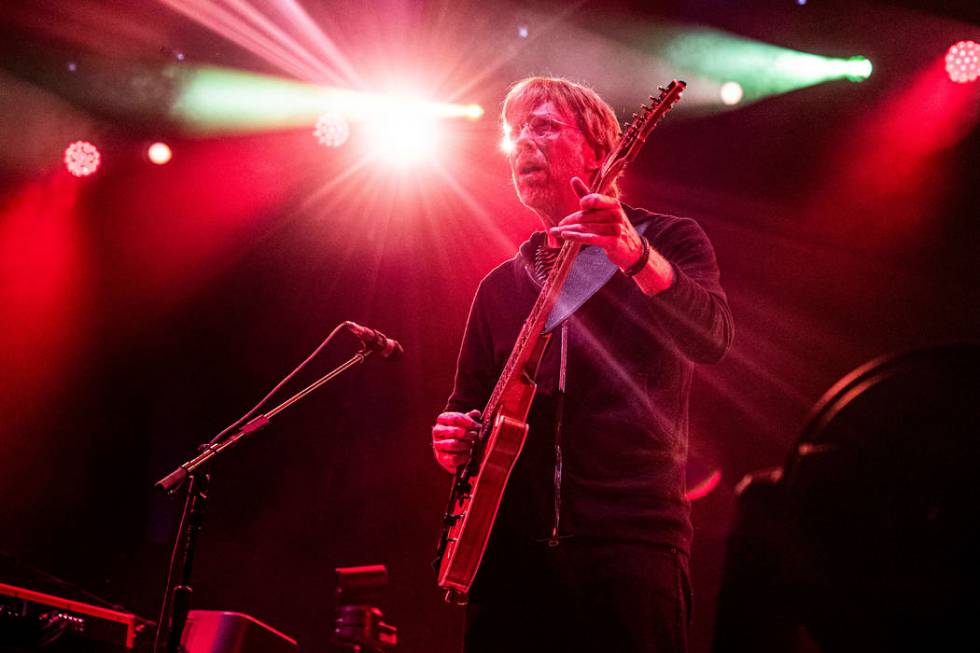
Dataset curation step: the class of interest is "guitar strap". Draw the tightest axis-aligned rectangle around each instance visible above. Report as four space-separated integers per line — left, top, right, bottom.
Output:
543 215 653 333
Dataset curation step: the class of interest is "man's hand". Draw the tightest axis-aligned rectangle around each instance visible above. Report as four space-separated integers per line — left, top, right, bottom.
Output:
431 409 482 474
549 177 645 271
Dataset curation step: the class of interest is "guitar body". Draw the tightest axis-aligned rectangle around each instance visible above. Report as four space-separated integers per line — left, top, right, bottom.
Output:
437 334 551 598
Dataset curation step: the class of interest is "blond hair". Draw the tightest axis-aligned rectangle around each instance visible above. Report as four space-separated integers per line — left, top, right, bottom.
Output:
502 77 621 164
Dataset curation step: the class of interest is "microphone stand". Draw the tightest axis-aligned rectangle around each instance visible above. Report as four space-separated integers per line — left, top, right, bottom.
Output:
153 347 376 653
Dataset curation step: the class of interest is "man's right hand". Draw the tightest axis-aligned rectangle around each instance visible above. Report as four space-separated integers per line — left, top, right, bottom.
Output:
431 409 482 473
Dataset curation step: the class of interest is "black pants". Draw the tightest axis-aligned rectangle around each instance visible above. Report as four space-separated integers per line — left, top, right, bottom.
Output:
464 536 691 653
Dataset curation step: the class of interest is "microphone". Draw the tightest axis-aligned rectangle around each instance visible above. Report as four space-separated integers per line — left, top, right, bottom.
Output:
344 321 404 360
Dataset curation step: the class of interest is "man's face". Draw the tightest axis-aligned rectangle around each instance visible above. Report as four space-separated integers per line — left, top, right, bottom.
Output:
507 101 599 221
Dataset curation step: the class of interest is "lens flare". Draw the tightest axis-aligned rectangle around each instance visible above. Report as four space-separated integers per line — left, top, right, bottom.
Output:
147 142 173 165
367 110 440 166
64 141 101 177
720 81 744 105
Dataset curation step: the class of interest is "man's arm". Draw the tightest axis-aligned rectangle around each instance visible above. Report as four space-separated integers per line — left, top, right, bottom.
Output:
635 216 734 363
432 285 496 473
552 177 733 363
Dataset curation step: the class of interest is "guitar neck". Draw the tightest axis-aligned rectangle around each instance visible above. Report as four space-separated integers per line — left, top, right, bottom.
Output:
480 239 581 422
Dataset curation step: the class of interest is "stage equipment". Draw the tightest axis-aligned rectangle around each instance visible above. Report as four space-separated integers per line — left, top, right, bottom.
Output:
344 322 404 360
0 582 142 651
331 566 397 652
946 40 980 83
180 611 296 653
434 82 686 604
64 141 101 177
152 322 403 653
714 343 980 652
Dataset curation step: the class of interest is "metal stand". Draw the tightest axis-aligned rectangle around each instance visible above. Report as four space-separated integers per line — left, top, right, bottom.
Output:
152 349 375 653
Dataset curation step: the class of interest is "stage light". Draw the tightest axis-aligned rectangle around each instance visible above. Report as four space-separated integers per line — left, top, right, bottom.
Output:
945 41 980 83
147 142 173 165
314 112 350 147
842 56 873 81
720 81 744 105
67 61 77 72
367 109 440 166
170 66 484 134
661 29 872 103
463 104 485 120
64 141 101 177
518 24 529 39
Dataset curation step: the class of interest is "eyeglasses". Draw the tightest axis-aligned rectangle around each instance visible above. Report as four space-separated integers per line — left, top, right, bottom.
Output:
510 115 574 140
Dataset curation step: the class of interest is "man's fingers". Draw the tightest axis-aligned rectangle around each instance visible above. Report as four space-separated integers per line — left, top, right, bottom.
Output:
553 222 621 236
570 176 590 198
550 230 607 246
558 209 622 227
436 411 481 428
579 193 619 211
433 438 476 452
432 424 478 442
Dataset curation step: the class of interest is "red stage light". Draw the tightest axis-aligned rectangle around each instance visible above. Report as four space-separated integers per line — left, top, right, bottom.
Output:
147 142 173 165
945 40 980 83
63 141 101 177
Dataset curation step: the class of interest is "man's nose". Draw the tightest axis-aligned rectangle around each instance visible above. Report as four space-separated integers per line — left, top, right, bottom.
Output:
514 124 537 150
515 122 533 139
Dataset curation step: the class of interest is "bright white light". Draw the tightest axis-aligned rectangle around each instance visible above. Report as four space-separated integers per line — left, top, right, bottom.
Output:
314 112 350 147
64 141 101 177
147 142 173 165
844 56 873 81
946 40 980 84
720 81 744 106
500 134 515 155
366 101 440 166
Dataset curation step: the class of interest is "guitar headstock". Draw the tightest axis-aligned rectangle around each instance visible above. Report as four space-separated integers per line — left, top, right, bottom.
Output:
594 80 686 193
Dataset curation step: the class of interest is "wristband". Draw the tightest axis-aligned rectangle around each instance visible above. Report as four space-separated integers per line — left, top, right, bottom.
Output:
622 236 650 277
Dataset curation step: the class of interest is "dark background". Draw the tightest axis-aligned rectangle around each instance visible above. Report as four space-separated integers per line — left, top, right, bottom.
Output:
1 1 978 651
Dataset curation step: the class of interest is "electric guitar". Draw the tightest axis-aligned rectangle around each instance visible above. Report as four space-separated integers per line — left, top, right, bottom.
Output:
434 81 687 603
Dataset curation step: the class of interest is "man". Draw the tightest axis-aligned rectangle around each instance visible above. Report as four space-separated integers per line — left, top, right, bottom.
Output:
432 77 733 652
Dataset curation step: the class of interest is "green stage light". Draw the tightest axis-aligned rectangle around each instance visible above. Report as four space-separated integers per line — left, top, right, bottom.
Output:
654 28 872 103
168 66 483 133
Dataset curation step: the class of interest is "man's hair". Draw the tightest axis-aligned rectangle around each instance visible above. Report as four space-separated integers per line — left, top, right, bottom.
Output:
502 77 621 163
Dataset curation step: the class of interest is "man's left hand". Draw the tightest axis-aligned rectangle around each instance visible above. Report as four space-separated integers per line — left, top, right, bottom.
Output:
550 177 645 271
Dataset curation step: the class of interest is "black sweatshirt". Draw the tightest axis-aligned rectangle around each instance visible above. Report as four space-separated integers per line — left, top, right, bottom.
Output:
446 207 733 555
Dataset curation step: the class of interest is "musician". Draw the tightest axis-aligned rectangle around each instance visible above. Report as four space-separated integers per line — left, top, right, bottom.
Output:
432 77 733 652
